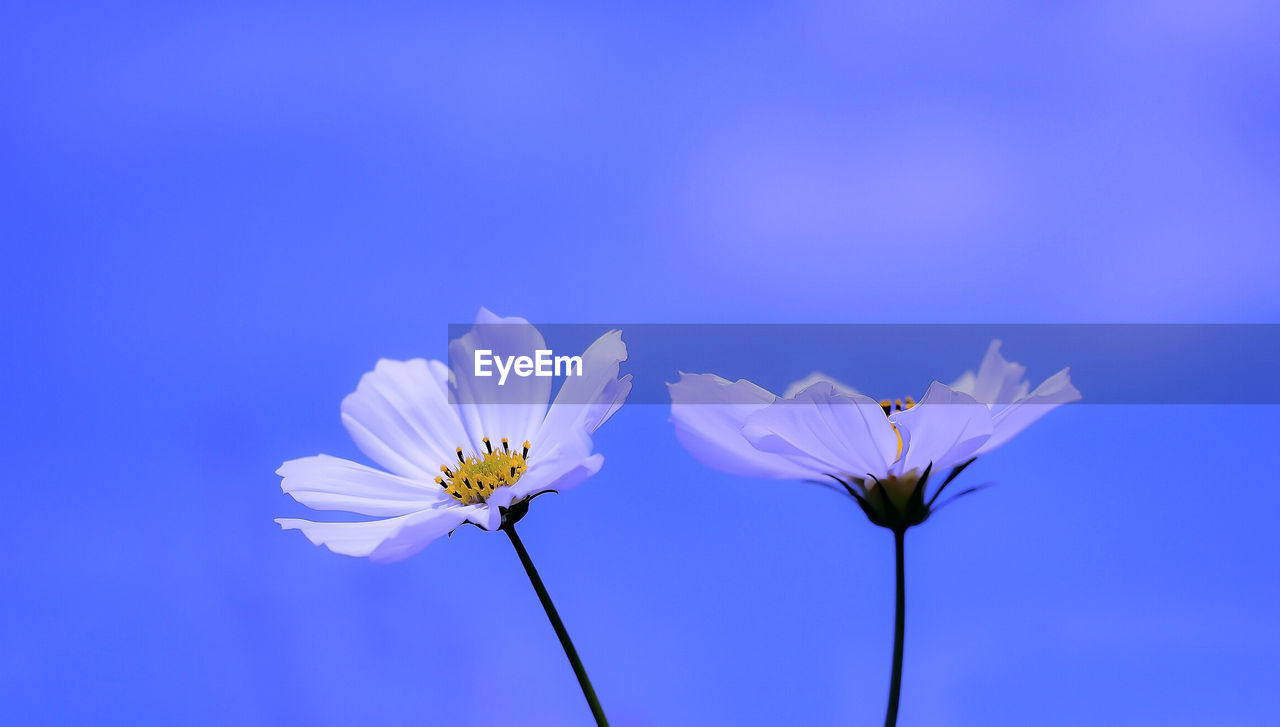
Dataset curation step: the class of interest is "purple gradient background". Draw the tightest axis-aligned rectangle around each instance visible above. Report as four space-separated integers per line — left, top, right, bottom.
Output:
3 2 1279 725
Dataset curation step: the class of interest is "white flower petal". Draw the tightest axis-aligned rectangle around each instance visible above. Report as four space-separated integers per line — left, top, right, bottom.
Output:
278 455 446 517
583 374 633 435
976 367 1081 455
276 505 469 563
340 359 471 479
535 329 631 454
781 372 860 399
889 382 993 474
449 308 552 447
464 488 515 531
668 373 815 479
951 340 1030 406
512 452 604 499
741 382 900 479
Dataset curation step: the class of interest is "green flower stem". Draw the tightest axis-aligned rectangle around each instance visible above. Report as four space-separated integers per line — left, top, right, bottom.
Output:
884 527 907 727
503 522 609 727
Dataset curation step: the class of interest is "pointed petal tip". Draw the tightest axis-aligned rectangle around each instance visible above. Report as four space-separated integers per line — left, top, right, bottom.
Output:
274 518 316 539
275 454 328 477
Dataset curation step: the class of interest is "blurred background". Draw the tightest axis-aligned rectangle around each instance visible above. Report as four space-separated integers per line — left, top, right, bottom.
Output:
3 1 1278 725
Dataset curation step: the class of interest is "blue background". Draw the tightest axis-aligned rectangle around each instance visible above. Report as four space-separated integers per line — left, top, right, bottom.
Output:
3 2 1279 725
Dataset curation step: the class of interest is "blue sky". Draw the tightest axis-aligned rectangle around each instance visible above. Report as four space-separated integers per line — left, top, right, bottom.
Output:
3 2 1278 725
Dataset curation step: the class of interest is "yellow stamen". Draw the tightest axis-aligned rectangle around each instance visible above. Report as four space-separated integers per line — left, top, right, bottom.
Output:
879 396 917 416
438 438 531 505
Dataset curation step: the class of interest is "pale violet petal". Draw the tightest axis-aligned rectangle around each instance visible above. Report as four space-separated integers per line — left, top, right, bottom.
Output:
976 367 1081 455
668 373 815 479
951 340 1030 405
464 488 515 531
782 372 860 399
340 358 471 479
582 374 633 435
950 370 978 398
449 308 552 448
277 505 469 563
741 382 900 479
511 452 604 499
278 455 446 517
889 382 993 474
535 329 630 454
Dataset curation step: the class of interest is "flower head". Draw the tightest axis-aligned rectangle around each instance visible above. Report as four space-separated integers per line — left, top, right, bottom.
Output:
668 341 1078 529
276 309 631 562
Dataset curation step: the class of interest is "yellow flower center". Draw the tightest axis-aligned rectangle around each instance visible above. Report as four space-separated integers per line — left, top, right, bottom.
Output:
434 437 530 505
878 396 916 416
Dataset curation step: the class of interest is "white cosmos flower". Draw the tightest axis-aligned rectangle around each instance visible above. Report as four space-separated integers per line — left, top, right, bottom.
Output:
668 341 1078 529
276 309 631 562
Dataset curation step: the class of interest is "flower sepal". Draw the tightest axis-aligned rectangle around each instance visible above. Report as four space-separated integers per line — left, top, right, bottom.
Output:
442 490 561 537
499 490 559 530
849 463 935 531
499 496 534 530
836 458 990 531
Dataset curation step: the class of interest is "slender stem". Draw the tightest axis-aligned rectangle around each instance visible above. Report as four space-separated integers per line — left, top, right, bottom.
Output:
884 528 907 727
503 522 609 727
